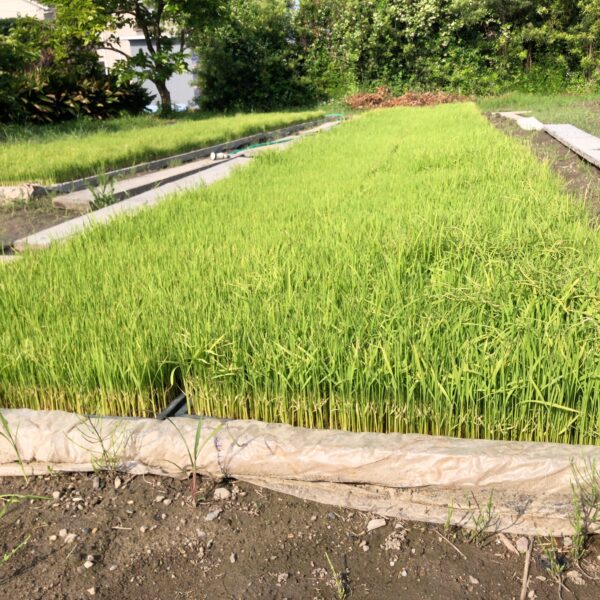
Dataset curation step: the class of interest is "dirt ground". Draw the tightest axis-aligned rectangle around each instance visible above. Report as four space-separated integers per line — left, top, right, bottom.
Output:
2 473 600 600
0 198 77 251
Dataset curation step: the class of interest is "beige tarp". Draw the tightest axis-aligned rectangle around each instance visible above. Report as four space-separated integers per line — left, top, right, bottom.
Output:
1 409 599 535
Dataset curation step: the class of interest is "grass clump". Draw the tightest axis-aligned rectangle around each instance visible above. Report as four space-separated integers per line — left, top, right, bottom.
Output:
2 103 600 444
0 110 324 185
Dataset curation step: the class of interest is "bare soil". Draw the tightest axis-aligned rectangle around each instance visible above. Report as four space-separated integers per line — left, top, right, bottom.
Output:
1 473 600 600
0 199 77 251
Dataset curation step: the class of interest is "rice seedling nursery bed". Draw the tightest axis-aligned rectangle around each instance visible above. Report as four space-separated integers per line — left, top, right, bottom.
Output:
0 110 323 185
2 103 600 445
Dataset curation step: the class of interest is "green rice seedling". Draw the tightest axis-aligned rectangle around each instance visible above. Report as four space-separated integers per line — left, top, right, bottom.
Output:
570 460 600 562
166 418 224 502
88 173 116 209
3 104 600 444
0 411 27 482
325 552 348 600
0 110 323 185
0 494 49 565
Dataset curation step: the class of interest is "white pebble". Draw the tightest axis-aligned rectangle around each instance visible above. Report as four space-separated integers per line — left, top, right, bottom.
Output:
367 518 386 532
213 488 231 501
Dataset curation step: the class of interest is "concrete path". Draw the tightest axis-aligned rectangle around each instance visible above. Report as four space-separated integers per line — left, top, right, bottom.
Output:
14 157 252 252
544 124 600 169
52 120 341 212
52 156 217 212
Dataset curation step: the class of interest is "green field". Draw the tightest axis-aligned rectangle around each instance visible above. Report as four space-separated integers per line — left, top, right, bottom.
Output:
2 103 600 444
478 92 600 136
0 110 323 185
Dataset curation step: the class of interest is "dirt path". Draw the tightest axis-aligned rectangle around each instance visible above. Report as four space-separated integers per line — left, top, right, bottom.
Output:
1 474 600 599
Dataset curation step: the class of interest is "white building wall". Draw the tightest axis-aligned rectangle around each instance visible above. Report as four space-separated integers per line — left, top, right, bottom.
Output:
0 0 54 19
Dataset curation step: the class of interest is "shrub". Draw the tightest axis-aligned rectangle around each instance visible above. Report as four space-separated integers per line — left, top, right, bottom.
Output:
0 17 151 124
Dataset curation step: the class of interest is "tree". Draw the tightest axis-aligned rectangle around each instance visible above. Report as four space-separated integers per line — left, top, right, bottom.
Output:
53 0 223 114
195 0 317 111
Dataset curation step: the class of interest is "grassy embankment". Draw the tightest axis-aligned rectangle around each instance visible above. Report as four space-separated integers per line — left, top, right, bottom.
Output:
478 92 600 135
2 103 600 444
0 110 324 185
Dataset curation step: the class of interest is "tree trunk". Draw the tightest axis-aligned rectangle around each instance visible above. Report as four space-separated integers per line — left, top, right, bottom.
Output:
155 80 172 115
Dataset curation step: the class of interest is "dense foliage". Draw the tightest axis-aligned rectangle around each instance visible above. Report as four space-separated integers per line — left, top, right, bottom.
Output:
195 0 317 111
196 0 600 104
0 17 150 124
295 0 600 96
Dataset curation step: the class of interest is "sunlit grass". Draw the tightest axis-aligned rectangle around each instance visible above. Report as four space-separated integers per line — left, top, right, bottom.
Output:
478 92 600 136
0 110 324 185
2 103 600 444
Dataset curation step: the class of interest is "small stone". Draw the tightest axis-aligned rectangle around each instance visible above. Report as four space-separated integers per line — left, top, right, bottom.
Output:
58 529 67 538
277 573 289 585
92 476 100 490
87 588 96 596
163 498 172 506
84 560 94 569
362 544 369 552
401 569 408 577
516 537 530 554
109 565 117 572
367 518 387 532
213 488 231 501
528 591 536 599
155 495 165 503
535 576 547 582
230 553 236 564
114 477 122 490
566 570 585 586
140 526 148 533
205 509 222 522
469 576 479 585
563 536 573 548
52 491 61 500
310 515 317 522
49 535 57 542
64 533 77 544
327 512 337 520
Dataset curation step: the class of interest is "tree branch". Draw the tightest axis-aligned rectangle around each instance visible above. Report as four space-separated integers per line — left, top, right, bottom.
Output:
97 44 131 59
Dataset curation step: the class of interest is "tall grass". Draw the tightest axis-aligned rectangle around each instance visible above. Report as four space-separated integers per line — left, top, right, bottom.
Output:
2 103 600 444
0 110 323 185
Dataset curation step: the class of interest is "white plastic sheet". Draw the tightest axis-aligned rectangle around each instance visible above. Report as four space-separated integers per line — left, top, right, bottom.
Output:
1 409 598 535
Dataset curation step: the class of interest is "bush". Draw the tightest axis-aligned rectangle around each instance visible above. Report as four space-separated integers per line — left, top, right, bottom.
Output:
195 0 318 111
0 17 151 124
